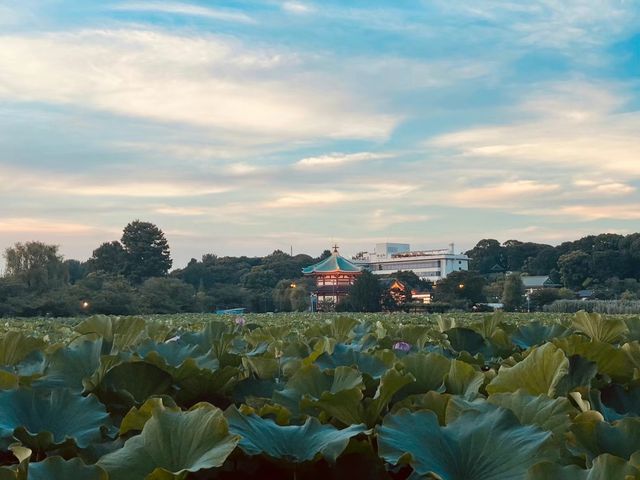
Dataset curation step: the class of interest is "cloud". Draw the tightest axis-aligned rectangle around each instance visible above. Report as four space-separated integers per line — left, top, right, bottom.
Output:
368 209 431 230
294 152 391 169
264 183 417 208
554 205 640 221
110 2 255 23
452 180 560 207
574 180 636 196
0 218 97 234
430 81 640 177
282 2 315 14
0 30 397 141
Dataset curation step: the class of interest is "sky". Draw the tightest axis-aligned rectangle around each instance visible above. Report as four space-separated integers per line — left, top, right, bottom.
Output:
1 0 639 269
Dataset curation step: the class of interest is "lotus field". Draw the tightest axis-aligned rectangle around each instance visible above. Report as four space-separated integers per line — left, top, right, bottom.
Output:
0 312 639 479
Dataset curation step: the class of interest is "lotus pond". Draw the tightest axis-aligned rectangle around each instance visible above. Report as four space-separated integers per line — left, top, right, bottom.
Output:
0 311 639 479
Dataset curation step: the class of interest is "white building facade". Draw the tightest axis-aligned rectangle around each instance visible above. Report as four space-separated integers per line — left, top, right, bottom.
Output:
352 243 469 282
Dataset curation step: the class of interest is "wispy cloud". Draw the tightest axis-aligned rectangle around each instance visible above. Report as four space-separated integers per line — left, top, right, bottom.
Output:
0 30 397 141
452 180 560 208
110 2 255 23
294 152 391 169
282 2 315 14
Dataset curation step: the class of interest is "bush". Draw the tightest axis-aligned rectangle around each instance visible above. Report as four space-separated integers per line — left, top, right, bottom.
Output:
544 299 640 314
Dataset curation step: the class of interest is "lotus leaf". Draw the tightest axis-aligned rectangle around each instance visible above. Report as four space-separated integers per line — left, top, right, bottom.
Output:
0 332 45 366
225 406 366 463
0 444 31 480
315 343 392 378
487 343 569 397
75 316 147 353
512 321 568 349
488 390 577 438
34 339 102 391
99 403 239 480
444 359 484 399
273 364 363 413
444 327 487 355
527 453 640 479
94 361 173 412
554 335 635 382
0 388 109 450
378 407 551 480
570 411 640 461
396 352 449 398
29 457 108 480
572 311 628 343
600 383 640 416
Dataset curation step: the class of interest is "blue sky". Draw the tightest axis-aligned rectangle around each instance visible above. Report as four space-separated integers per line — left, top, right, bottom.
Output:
1 0 639 268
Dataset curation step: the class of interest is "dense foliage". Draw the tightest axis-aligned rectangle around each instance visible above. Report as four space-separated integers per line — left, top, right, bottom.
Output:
466 234 640 295
0 311 639 479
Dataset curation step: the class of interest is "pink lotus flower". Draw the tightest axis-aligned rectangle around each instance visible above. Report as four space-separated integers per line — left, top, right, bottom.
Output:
235 316 246 327
393 341 411 352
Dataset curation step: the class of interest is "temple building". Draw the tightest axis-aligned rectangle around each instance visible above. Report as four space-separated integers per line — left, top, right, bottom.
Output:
302 246 362 307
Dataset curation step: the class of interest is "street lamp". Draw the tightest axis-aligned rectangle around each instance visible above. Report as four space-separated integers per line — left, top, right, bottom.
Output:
458 284 465 289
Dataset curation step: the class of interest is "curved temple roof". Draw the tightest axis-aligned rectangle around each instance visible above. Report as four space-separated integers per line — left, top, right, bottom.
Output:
302 251 362 274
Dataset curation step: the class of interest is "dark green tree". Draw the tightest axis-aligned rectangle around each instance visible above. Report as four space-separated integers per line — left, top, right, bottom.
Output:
502 274 525 312
348 270 382 312
3 241 66 291
121 221 172 283
139 277 195 314
465 239 505 274
433 270 485 307
558 251 591 289
88 241 127 275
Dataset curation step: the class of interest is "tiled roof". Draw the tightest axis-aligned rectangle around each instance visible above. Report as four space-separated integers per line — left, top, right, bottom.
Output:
302 252 362 274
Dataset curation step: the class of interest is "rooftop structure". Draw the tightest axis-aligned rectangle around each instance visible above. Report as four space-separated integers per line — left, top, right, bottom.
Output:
302 245 362 308
353 243 469 282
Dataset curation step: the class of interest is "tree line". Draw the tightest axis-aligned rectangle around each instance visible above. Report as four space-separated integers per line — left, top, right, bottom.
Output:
2 224 639 316
0 220 325 317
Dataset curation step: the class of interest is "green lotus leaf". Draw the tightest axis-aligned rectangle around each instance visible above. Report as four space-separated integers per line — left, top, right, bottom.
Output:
487 343 569 397
315 344 392 379
93 361 173 413
398 325 434 350
444 359 484 399
600 383 640 416
444 396 496 424
34 339 102 391
511 321 568 349
328 316 359 342
488 390 577 438
396 352 449 398
242 356 280 380
273 364 363 413
99 402 239 480
378 407 551 480
136 340 206 368
172 363 240 407
444 327 488 355
0 388 110 450
554 335 634 382
225 406 366 463
527 453 640 479
308 387 365 426
29 457 108 480
120 397 179 435
391 391 453 424
623 341 640 370
570 411 640 461
0 332 45 366
76 316 147 353
0 444 31 480
572 311 628 344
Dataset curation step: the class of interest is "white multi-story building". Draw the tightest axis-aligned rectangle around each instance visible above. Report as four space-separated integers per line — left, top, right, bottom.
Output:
352 243 469 282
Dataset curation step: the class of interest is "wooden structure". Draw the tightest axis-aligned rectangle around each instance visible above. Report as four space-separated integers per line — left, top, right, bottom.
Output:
302 245 362 307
